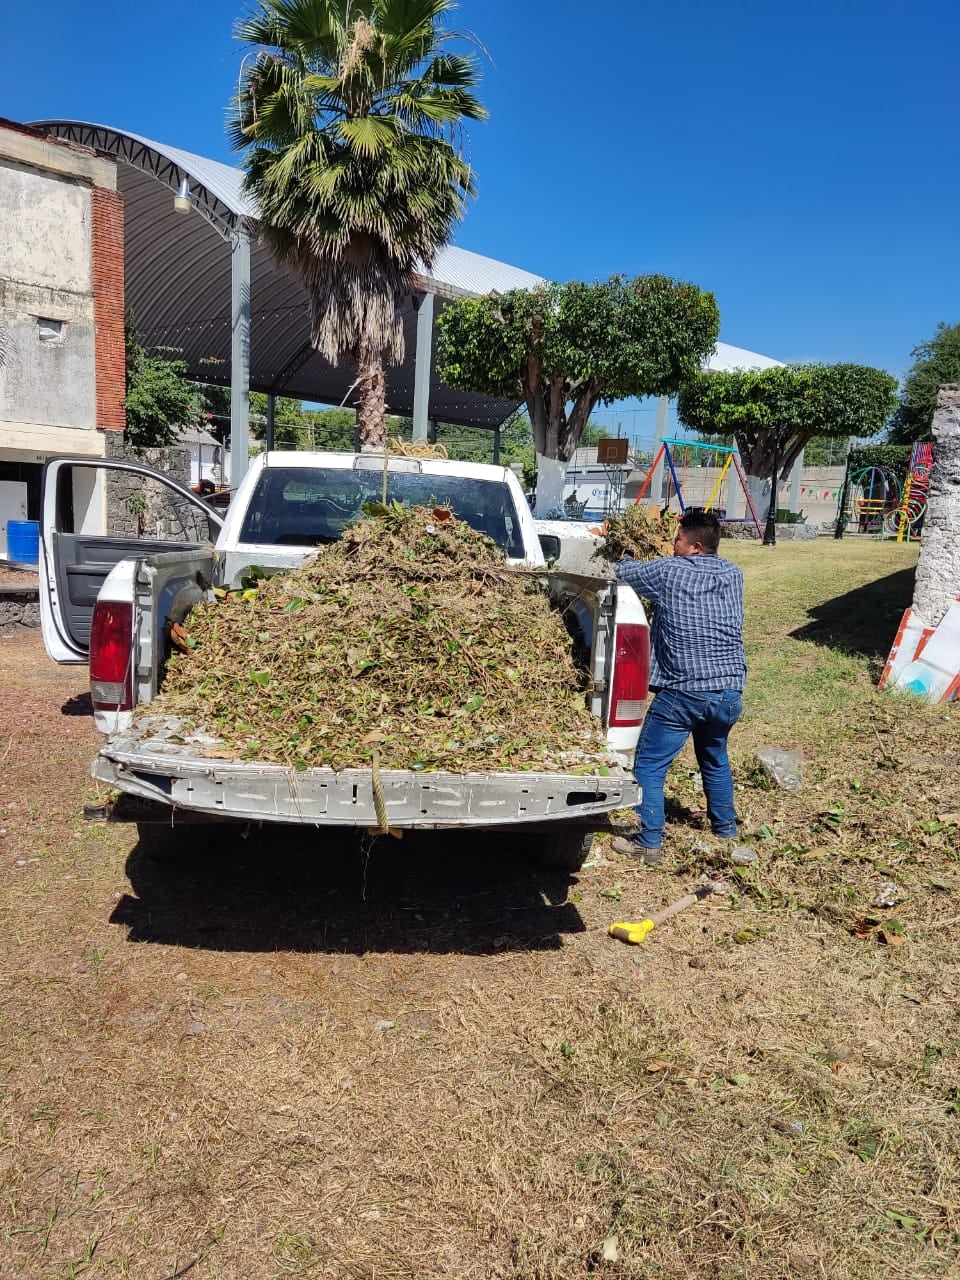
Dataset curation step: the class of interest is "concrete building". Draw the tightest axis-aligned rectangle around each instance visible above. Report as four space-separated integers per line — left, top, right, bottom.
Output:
0 119 124 549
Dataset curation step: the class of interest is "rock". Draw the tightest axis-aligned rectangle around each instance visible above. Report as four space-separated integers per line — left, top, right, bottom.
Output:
730 845 759 865
871 882 901 909
773 523 818 541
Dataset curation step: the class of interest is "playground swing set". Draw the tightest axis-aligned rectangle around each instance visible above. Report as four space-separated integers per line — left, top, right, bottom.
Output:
633 439 765 537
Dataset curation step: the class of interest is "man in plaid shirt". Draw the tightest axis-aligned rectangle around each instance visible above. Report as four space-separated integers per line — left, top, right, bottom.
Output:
611 507 746 864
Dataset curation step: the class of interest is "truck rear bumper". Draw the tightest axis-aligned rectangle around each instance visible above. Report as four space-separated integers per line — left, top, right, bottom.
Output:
93 723 638 829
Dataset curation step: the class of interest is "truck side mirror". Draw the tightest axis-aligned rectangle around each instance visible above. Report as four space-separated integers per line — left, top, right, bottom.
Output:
538 534 560 562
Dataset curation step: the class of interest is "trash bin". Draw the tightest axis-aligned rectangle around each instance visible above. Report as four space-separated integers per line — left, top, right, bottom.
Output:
7 520 40 565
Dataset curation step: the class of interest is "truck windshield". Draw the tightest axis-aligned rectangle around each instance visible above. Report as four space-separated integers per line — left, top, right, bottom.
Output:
238 466 526 559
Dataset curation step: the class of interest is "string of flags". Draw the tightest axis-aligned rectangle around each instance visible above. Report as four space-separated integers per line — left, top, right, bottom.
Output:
799 487 840 500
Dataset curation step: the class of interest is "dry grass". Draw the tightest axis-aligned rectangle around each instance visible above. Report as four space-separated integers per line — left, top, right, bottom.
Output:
1 538 959 1279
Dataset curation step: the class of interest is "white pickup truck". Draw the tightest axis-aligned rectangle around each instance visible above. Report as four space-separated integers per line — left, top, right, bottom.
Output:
39 451 649 869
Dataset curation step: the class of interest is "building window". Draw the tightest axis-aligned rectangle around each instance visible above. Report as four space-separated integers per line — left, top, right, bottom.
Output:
37 318 65 345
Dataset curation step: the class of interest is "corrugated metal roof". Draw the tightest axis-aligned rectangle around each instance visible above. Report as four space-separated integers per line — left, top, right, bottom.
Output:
706 341 785 372
30 120 542 428
33 120 541 298
419 243 544 298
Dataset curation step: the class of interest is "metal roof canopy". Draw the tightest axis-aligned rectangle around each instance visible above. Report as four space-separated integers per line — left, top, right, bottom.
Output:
33 120 543 436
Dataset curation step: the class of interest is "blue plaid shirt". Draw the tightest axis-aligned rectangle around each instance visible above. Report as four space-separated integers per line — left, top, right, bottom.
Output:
615 553 746 693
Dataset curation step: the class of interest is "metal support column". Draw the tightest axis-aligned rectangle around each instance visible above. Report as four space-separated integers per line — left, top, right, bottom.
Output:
266 393 276 453
492 426 501 465
229 226 251 489
412 291 435 441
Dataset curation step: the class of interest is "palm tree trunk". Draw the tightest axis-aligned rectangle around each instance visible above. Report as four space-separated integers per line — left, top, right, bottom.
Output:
356 338 386 450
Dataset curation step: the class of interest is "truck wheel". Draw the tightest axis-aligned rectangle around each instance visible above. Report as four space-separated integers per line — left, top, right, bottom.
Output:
533 830 595 872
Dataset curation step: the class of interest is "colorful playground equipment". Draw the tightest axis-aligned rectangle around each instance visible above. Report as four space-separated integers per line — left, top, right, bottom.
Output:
886 442 933 541
835 443 933 540
851 465 901 533
634 439 764 536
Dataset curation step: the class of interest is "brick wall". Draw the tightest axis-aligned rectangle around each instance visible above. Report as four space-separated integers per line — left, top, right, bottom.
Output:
91 187 125 433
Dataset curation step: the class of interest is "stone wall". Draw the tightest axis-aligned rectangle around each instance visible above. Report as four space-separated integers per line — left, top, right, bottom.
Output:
0 587 39 629
103 432 210 542
912 385 960 627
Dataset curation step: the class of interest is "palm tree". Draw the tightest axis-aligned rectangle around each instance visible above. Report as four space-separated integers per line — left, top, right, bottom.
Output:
230 0 486 447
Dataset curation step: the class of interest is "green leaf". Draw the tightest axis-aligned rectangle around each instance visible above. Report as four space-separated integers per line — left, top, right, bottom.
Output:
250 670 271 686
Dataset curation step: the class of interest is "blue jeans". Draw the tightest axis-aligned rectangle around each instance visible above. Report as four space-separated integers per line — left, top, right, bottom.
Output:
632 689 742 849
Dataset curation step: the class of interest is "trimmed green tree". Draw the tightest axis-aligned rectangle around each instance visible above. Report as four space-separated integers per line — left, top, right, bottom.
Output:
677 363 898 512
435 275 720 513
888 321 960 443
229 0 486 449
124 330 200 449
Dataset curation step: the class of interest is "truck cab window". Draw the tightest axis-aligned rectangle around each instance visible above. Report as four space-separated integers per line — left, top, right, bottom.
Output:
239 466 525 559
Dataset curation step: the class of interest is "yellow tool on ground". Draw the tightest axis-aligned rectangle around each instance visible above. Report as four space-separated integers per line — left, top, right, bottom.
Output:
609 882 721 945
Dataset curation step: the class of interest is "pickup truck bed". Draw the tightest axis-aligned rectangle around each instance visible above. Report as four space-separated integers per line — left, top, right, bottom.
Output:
93 714 636 829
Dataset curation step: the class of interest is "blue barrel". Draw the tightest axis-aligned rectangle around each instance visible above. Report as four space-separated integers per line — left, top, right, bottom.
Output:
7 520 40 565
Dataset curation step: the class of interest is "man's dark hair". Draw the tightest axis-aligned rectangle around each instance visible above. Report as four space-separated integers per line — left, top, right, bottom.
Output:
678 507 722 552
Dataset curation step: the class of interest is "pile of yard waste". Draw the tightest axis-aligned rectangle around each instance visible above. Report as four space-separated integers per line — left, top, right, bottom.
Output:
593 503 678 563
152 502 610 773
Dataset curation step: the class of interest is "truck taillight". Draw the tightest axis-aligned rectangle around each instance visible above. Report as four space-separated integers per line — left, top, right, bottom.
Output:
608 623 649 726
89 601 134 712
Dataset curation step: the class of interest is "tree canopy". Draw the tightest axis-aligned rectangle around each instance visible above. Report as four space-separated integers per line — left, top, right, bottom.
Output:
124 330 199 450
888 321 960 443
229 0 486 447
677 363 898 481
435 275 720 464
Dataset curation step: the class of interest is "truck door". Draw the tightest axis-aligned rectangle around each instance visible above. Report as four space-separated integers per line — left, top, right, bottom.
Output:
39 457 224 663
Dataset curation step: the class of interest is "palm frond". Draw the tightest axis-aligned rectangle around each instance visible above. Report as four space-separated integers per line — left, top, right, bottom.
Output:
335 115 401 158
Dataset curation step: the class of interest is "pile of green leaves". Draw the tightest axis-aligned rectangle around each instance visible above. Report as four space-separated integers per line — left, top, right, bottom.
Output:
593 504 679 563
154 503 610 773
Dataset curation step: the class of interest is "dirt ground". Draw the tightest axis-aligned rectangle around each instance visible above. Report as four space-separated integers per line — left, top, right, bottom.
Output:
1 541 959 1279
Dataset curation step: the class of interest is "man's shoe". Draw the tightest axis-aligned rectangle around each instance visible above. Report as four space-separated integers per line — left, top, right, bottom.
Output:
610 836 662 866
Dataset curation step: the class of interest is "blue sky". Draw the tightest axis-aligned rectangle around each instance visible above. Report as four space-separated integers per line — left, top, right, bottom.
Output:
4 0 956 406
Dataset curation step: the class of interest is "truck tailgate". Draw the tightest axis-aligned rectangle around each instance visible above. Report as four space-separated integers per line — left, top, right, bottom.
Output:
93 717 638 829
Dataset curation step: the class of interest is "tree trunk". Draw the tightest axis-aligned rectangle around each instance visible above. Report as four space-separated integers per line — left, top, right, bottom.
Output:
912 384 960 626
736 428 815 521
744 473 771 520
560 384 602 462
534 454 566 516
356 338 386 450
